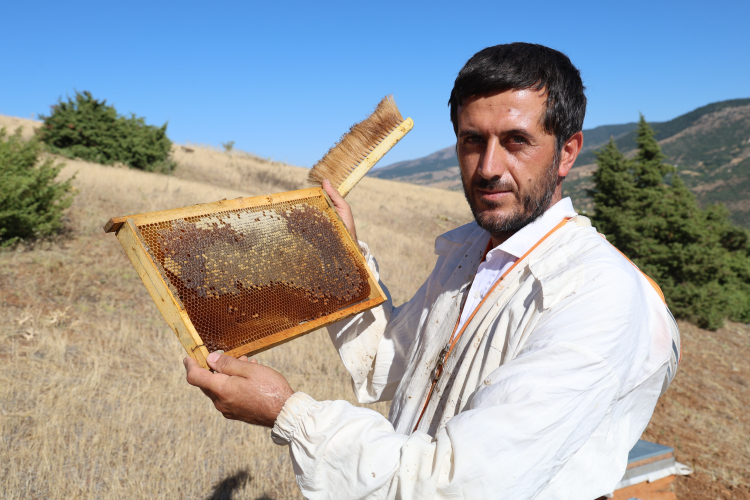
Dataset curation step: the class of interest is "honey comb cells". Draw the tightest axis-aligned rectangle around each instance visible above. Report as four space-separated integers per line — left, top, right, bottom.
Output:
137 196 371 353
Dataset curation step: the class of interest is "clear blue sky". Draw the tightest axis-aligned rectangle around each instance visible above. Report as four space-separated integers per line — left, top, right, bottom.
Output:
2 0 748 168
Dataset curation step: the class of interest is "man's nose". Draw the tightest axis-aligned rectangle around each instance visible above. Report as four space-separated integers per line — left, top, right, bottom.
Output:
477 140 506 179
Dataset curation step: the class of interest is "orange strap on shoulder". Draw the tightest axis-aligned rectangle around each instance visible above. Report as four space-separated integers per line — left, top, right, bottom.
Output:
413 217 572 432
600 235 666 304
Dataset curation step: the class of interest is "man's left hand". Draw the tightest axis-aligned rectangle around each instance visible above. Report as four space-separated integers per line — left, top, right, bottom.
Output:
184 352 295 428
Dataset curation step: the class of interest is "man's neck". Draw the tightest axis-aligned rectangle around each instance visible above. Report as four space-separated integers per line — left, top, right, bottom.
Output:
490 232 513 249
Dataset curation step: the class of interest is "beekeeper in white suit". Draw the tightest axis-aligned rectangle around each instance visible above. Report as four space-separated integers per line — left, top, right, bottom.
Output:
184 42 680 500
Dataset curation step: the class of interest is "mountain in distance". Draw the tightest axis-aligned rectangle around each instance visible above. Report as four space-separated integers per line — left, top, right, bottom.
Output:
371 145 462 190
372 98 750 227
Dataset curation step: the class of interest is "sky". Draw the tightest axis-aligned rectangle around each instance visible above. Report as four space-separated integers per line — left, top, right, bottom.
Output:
1 0 748 168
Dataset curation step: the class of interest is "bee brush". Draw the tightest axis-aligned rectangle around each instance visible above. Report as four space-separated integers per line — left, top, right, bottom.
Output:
307 95 414 197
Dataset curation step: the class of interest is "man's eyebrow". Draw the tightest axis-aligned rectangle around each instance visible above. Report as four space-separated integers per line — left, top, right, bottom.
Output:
457 128 535 138
502 128 534 139
457 129 482 138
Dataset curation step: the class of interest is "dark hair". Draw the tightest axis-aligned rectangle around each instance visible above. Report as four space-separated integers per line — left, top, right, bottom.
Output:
449 43 586 152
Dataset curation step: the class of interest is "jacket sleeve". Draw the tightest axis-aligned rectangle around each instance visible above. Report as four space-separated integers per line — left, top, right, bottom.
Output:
272 265 672 500
326 241 433 404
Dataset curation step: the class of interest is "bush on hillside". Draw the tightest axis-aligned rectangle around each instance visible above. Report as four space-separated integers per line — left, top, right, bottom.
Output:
0 128 76 246
37 91 175 173
589 116 750 330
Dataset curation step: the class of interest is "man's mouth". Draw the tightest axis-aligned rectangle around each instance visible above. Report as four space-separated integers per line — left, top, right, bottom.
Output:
466 176 518 208
474 186 518 206
476 189 513 201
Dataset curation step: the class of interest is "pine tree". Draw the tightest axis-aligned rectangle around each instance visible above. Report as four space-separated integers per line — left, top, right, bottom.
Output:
37 91 175 173
590 116 750 329
0 128 75 246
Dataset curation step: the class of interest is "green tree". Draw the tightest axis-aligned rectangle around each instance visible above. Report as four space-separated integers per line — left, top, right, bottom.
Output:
37 91 175 173
0 128 76 246
590 116 750 329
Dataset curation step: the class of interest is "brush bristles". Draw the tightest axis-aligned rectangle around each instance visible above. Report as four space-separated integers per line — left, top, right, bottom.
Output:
308 95 404 189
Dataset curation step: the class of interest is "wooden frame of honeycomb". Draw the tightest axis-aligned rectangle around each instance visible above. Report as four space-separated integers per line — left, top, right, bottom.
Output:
104 187 386 369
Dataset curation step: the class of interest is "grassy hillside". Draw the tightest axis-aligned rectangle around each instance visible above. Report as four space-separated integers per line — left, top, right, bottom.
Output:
1 114 748 498
577 121 638 152
371 145 463 190
573 98 750 167
0 115 39 140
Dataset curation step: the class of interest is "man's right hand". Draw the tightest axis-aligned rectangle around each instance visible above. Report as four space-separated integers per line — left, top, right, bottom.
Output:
184 352 294 428
322 179 358 243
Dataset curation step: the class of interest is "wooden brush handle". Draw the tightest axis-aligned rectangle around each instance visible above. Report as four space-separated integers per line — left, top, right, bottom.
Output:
338 117 414 197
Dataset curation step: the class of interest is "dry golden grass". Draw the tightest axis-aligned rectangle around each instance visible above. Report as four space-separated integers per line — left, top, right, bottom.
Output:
0 115 40 140
0 136 472 499
171 144 309 196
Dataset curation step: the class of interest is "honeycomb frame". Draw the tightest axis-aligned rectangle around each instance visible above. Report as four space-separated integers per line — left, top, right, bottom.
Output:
104 187 386 369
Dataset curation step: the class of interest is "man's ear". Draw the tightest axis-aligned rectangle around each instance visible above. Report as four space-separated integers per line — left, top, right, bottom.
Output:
558 131 583 178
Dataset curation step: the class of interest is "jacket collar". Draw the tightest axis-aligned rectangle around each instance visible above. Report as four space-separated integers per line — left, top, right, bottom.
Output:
492 197 577 259
435 198 577 258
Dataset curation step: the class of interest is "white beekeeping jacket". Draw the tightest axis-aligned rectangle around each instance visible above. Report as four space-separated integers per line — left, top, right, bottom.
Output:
271 199 680 500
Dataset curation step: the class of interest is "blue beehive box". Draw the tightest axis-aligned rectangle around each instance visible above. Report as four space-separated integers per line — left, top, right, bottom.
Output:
612 440 677 498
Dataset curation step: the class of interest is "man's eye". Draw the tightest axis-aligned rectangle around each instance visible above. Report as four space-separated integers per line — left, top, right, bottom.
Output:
509 136 527 145
464 136 484 145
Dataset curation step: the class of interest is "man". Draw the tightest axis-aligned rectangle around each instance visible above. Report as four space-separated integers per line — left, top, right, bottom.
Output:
184 43 680 499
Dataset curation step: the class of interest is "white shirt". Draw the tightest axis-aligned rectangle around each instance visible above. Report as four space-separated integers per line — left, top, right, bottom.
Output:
455 198 577 339
271 205 680 500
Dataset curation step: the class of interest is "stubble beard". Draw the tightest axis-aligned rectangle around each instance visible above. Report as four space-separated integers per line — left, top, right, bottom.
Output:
462 151 560 239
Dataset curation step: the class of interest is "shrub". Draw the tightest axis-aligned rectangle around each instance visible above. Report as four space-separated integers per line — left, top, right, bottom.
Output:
0 128 76 246
589 116 750 329
37 91 175 173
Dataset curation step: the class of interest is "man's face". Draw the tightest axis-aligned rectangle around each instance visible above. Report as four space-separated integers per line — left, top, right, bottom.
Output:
456 89 562 241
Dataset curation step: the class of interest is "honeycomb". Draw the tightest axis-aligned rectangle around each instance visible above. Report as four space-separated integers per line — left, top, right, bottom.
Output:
137 195 371 353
